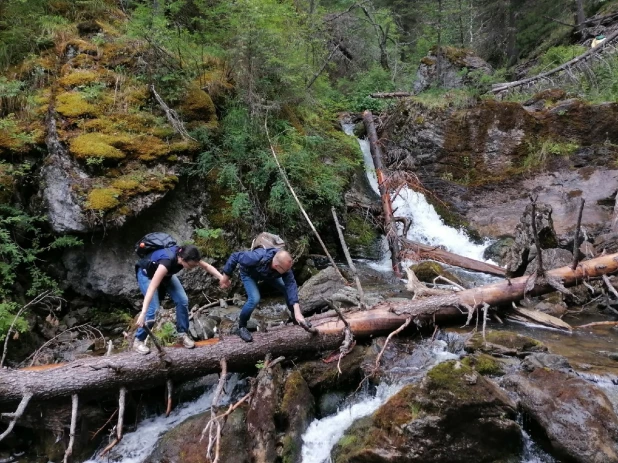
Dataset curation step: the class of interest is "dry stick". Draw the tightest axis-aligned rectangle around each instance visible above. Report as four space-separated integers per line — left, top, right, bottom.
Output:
100 387 127 457
1 291 51 368
529 196 545 277
331 207 366 309
202 359 228 463
603 274 618 300
150 85 195 141
576 321 618 329
433 275 465 291
264 119 345 283
90 409 117 441
373 317 412 373
572 198 586 270
0 392 33 442
63 394 79 463
28 323 104 367
165 379 173 417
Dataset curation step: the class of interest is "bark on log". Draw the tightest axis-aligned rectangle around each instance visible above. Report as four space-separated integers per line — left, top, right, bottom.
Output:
491 29 618 94
401 239 505 276
1 253 617 405
363 110 402 276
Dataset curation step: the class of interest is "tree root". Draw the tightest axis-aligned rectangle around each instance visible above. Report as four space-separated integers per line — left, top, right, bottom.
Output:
100 387 127 457
0 393 33 443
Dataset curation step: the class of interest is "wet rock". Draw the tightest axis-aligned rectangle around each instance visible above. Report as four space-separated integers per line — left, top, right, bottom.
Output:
146 408 251 463
521 353 571 372
504 368 618 462
594 232 618 255
462 353 505 376
332 360 521 462
414 47 493 93
525 248 573 275
298 267 382 313
299 345 367 394
408 261 462 286
482 236 515 266
278 371 315 463
531 297 568 318
465 330 547 357
317 391 346 417
504 202 558 277
189 315 218 340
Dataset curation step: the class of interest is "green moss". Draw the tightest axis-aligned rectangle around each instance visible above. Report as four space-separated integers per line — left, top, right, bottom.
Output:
58 70 100 88
374 384 423 429
69 133 127 159
408 260 463 285
111 178 139 191
0 165 13 204
345 214 379 254
281 435 299 463
86 188 121 210
56 91 101 118
331 416 376 463
179 83 217 122
462 354 505 376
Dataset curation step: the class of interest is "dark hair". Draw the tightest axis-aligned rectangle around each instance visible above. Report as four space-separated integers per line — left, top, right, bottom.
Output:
177 245 201 262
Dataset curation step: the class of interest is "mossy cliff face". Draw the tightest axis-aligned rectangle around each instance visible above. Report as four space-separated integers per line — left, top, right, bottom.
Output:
2 18 227 233
331 360 522 463
380 97 618 237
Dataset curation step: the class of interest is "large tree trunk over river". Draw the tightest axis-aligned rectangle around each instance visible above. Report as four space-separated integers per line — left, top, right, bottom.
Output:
1 253 617 405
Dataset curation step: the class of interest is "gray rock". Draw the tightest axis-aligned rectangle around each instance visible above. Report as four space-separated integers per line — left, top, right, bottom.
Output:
414 48 493 93
318 391 346 417
504 368 618 462
521 353 571 372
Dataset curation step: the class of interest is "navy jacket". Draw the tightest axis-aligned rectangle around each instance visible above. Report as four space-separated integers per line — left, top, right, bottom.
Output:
222 248 299 305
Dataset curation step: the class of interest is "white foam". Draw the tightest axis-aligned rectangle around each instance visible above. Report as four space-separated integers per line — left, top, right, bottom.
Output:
83 375 239 463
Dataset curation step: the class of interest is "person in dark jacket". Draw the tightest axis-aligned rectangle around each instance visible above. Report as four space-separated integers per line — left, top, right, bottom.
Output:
220 248 312 342
134 244 229 354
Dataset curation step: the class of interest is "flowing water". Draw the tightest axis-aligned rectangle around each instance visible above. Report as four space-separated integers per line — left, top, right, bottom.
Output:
341 123 492 271
83 375 240 463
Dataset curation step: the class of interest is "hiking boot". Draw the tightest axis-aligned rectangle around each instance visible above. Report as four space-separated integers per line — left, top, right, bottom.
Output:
238 327 253 343
133 338 150 355
178 333 195 349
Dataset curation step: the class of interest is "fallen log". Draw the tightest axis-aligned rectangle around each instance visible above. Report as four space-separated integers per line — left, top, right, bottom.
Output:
369 92 413 98
363 110 402 277
1 253 617 406
401 238 505 277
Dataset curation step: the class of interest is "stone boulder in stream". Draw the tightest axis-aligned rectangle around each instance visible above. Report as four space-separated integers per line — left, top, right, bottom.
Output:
503 367 618 463
331 360 521 463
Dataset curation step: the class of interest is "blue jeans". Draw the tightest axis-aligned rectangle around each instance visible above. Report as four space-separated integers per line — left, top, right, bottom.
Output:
135 270 189 341
239 273 293 327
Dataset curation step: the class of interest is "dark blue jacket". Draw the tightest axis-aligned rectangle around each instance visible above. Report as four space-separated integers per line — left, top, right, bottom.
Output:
222 248 299 305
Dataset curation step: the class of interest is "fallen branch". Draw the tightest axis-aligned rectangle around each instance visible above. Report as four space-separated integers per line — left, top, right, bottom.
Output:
332 207 366 309
572 198 585 270
1 291 53 368
165 379 173 417
369 92 413 98
63 394 78 463
150 85 195 141
100 387 127 457
575 321 618 329
202 359 227 463
264 118 345 282
0 393 33 442
373 317 412 373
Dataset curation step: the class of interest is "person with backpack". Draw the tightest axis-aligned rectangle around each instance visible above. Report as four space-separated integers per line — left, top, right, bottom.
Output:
133 233 230 355
220 244 313 343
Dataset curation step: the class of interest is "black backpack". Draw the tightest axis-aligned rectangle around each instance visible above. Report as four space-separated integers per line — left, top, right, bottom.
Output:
135 232 177 258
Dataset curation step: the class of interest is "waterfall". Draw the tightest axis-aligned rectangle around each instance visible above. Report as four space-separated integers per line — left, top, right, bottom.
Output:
341 123 492 270
83 375 240 463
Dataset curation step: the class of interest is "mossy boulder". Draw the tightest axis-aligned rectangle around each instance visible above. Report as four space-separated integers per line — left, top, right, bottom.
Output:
462 353 505 376
299 344 367 395
56 91 101 118
408 261 462 286
179 83 217 123
465 330 547 357
343 213 380 259
332 360 521 462
146 407 251 463
278 371 315 463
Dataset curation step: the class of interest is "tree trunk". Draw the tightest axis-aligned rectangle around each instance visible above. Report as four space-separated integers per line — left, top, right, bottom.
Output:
575 0 586 28
1 253 617 405
401 239 505 276
362 110 402 277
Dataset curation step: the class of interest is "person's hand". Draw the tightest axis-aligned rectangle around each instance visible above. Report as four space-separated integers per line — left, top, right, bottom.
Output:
136 312 146 328
219 274 231 289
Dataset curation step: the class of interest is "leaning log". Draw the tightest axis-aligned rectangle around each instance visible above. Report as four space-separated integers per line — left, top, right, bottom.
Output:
1 253 617 405
401 239 505 276
363 110 402 276
369 92 413 98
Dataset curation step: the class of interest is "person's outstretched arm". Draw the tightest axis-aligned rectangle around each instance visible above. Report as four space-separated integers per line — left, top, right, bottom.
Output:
199 260 230 288
220 250 265 288
136 264 168 327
